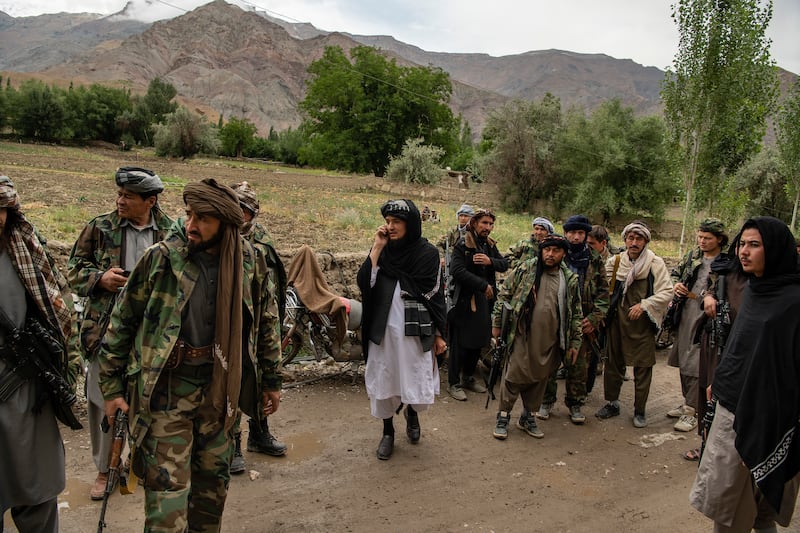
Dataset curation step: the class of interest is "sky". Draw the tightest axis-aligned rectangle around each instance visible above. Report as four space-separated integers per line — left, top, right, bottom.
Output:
1 0 798 74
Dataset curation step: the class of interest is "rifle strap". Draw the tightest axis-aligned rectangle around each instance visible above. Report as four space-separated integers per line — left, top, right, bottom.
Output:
608 254 622 296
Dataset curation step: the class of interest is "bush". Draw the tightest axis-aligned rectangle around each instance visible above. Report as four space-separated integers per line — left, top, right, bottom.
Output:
385 138 445 184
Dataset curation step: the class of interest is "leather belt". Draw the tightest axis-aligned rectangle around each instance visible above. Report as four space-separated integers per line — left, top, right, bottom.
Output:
165 340 213 370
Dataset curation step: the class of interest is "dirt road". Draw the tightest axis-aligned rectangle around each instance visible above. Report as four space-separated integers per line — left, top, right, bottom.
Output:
8 352 794 533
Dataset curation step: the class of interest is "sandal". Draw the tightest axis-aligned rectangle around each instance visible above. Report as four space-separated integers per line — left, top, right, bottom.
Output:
683 447 701 462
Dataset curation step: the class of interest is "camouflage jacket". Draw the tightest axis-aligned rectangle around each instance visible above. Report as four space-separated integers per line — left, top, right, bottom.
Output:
97 219 282 447
670 247 704 288
244 221 287 334
67 207 173 360
491 257 583 354
505 236 539 270
567 247 609 329
437 225 467 257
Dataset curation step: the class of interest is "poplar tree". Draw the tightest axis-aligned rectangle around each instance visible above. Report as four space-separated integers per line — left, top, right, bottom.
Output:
777 80 800 230
662 0 779 252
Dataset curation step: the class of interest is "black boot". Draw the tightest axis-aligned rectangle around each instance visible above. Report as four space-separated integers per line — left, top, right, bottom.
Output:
377 418 395 460
247 417 288 456
404 406 420 443
230 433 245 474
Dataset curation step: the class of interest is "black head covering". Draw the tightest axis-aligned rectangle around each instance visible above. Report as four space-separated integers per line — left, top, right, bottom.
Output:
740 216 799 291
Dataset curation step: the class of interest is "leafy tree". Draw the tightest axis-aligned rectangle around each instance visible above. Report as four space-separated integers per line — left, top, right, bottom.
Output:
12 80 66 141
731 147 792 223
662 0 779 252
153 106 219 159
219 116 257 157
385 137 445 184
556 100 676 222
777 79 800 230
477 95 562 211
299 45 456 176
143 78 178 124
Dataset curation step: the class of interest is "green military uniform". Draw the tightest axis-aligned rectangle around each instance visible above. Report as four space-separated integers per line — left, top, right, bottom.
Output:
491 257 583 415
543 247 608 408
67 207 173 359
98 219 281 532
506 236 539 271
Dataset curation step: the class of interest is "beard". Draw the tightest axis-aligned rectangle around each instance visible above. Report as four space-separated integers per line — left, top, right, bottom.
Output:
188 229 223 255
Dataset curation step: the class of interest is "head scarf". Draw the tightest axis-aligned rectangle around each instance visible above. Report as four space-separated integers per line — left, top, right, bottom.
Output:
740 216 800 292
230 181 259 235
183 178 245 431
456 204 474 217
0 176 72 339
621 221 651 294
562 215 592 281
532 216 555 235
115 167 164 195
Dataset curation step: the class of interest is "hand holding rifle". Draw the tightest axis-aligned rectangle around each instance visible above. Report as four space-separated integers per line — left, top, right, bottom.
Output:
485 302 512 409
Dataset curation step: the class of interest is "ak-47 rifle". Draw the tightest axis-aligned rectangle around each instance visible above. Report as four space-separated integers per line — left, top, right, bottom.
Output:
585 329 604 363
710 274 732 351
97 406 129 533
485 302 512 409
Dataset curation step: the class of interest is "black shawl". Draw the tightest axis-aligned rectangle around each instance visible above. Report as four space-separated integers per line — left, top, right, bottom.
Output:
357 200 446 358
722 217 800 513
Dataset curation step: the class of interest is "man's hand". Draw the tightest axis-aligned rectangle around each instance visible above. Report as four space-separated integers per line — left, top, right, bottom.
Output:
484 285 494 300
262 390 281 416
706 385 712 402
703 294 717 318
581 317 595 335
98 267 129 293
472 253 491 266
566 348 578 365
674 282 689 297
627 303 644 321
491 327 501 339
104 396 129 420
433 335 447 356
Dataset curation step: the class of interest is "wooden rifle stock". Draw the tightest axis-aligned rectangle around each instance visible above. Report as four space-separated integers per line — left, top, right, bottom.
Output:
97 408 128 533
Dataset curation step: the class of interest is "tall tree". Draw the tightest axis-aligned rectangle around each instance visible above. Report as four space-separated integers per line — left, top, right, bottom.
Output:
556 100 676 222
662 0 779 253
219 116 257 157
777 79 800 230
153 106 219 159
299 45 455 176
12 80 66 141
477 95 562 211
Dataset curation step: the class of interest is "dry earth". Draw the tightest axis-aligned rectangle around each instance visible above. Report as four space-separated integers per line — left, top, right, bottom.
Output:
2 144 798 532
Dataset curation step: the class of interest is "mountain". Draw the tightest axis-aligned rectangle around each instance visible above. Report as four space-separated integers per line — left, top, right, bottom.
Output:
7 0 791 140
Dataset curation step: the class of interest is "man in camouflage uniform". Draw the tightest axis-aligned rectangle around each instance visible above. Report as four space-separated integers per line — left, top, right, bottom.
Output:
536 215 608 425
490 234 583 440
587 224 620 262
506 216 554 270
666 218 727 433
98 179 282 532
229 181 287 475
67 166 172 500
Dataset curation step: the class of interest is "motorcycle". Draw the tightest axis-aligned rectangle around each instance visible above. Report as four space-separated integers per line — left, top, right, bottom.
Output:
280 245 363 366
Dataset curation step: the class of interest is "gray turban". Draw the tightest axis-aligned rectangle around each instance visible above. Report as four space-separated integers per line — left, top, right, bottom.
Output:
115 167 164 195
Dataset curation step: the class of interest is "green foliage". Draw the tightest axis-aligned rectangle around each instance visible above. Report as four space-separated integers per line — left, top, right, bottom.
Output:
776 79 800 230
153 106 219 158
299 45 456 176
556 100 677 222
730 147 793 223
12 80 66 141
219 116 257 157
72 84 132 142
478 95 562 211
661 0 779 249
442 118 475 172
385 137 445 184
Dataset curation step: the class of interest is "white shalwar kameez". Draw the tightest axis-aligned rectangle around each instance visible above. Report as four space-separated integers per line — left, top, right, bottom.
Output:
365 268 439 419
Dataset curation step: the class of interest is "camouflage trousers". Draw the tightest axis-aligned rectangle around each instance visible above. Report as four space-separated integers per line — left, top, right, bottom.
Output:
543 339 589 408
140 365 233 533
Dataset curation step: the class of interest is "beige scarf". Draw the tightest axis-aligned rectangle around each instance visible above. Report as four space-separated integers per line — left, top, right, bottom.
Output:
183 179 245 431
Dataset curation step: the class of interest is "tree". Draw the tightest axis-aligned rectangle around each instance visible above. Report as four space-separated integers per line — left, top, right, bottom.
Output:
142 78 178 124
219 116 257 157
12 80 66 141
299 45 456 176
153 106 219 159
777 79 800 230
556 100 676 222
385 137 445 184
477 95 562 211
732 147 793 223
662 0 779 253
